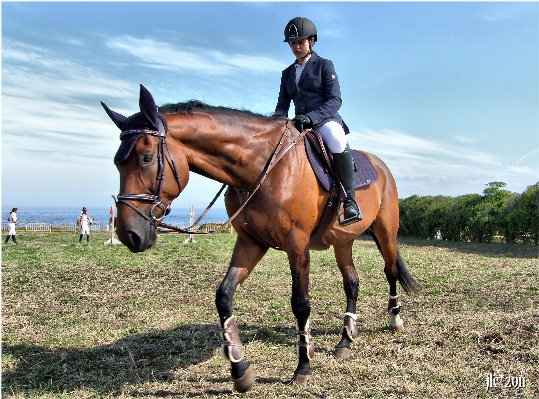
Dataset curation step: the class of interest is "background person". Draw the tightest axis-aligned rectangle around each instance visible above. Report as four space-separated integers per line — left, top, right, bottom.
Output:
78 207 93 242
5 207 19 244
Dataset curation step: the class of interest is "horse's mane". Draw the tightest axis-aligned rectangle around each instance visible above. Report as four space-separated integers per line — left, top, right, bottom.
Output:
159 100 270 119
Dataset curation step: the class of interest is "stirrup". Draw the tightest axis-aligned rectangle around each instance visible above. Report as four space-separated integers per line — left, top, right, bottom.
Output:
337 197 362 226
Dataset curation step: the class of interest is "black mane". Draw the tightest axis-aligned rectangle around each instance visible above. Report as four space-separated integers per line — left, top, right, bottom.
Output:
158 100 269 119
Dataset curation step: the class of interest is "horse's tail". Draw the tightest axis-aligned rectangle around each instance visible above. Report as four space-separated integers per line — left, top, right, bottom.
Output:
368 229 420 294
395 248 421 294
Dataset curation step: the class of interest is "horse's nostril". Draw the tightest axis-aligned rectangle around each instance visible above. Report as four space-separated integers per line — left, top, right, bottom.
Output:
125 231 144 252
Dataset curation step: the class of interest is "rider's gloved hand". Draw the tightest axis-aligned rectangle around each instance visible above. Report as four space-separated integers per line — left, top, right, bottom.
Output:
292 114 312 131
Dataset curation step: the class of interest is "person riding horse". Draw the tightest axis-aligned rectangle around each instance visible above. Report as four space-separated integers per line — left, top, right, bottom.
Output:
274 17 362 226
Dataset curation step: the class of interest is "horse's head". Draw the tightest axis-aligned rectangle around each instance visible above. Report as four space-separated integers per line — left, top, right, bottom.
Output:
101 85 189 252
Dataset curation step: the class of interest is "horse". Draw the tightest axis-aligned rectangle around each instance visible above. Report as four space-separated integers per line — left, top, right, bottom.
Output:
101 85 419 392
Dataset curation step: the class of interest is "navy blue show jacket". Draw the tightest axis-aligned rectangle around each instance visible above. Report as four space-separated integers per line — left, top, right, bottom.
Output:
275 53 345 129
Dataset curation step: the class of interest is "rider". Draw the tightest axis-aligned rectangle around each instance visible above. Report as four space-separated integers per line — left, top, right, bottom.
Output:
274 17 362 225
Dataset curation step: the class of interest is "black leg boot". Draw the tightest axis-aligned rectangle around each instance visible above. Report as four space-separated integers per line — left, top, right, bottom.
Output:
79 234 83 243
332 146 362 226
87 235 90 242
13 235 18 244
5 235 11 243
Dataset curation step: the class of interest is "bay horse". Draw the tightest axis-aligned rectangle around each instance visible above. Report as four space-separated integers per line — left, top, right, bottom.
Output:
101 85 419 392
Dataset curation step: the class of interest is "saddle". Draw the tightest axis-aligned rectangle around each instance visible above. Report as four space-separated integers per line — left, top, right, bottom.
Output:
305 131 378 192
304 130 378 250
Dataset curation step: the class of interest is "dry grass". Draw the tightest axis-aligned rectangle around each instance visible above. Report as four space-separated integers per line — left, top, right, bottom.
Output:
2 232 538 398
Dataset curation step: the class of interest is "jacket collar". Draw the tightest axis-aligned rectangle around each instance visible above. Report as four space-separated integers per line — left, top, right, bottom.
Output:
292 52 319 86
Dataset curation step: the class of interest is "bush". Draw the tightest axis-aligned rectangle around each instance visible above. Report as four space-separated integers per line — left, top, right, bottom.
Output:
399 182 537 245
517 183 539 244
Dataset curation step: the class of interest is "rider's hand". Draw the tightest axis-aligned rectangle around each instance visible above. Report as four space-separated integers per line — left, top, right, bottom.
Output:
292 114 312 131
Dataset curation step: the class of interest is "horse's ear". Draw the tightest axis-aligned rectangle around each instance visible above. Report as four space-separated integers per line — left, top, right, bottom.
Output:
101 101 128 130
139 84 159 130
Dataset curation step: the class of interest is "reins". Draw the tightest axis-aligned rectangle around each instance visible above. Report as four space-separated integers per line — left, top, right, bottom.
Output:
118 118 307 235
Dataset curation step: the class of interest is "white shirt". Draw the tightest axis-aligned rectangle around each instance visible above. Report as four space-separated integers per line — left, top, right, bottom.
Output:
8 212 17 224
295 53 312 86
80 214 90 227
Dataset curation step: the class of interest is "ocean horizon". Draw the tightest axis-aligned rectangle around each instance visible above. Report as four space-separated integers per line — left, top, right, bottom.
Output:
1 206 229 226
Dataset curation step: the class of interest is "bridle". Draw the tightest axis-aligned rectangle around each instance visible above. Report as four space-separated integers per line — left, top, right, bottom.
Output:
116 115 183 227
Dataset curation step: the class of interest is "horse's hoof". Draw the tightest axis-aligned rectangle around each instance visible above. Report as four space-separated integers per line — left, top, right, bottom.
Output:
390 321 404 332
292 373 312 385
233 363 255 393
334 347 353 360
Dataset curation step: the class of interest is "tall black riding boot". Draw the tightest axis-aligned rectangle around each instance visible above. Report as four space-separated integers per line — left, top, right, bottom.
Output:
13 235 18 244
79 234 83 243
5 235 11 243
87 235 90 242
332 146 362 226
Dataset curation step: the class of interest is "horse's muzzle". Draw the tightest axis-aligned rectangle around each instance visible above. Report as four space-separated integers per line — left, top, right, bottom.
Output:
116 223 157 253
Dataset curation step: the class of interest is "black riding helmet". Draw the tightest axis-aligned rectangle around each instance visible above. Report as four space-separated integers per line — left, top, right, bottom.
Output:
283 17 317 43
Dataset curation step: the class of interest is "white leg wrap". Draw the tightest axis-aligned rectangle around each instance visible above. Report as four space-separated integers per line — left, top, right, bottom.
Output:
388 294 403 330
296 319 314 360
343 312 358 341
220 315 244 363
389 312 403 330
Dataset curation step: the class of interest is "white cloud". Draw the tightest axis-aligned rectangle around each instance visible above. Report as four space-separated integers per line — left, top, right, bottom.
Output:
1 40 133 206
453 135 483 145
351 128 499 165
507 166 536 175
105 36 287 76
347 128 534 197
515 148 539 166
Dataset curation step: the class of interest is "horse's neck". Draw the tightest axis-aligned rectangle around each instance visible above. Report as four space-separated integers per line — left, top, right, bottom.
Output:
167 114 285 188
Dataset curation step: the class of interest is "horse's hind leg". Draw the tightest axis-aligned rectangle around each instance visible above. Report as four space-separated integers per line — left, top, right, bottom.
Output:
370 222 419 331
368 220 403 331
333 240 360 360
215 235 268 393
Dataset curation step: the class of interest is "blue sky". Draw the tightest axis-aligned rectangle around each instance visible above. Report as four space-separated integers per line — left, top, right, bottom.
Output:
2 2 538 209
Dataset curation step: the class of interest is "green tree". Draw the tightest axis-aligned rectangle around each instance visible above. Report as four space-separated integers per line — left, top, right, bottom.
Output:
498 193 522 244
468 182 512 243
399 195 440 239
423 196 452 240
518 183 539 244
448 194 481 242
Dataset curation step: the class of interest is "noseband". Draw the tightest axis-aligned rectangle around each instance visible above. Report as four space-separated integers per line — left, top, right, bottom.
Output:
116 115 182 227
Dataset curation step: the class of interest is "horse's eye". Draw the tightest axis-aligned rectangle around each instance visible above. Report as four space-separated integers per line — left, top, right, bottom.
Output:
143 154 153 164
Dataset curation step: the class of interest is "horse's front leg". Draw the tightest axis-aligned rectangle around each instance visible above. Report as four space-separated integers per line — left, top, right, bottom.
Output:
287 242 314 384
333 240 360 360
215 236 268 393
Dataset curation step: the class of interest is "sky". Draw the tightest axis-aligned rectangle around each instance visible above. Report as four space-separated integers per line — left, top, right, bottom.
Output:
2 2 538 209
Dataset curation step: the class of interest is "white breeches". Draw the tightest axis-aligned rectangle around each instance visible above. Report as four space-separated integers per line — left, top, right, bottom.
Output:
80 225 90 235
8 223 16 235
317 121 348 153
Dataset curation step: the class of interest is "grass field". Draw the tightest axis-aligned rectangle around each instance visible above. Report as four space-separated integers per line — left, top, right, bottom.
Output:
2 232 538 398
